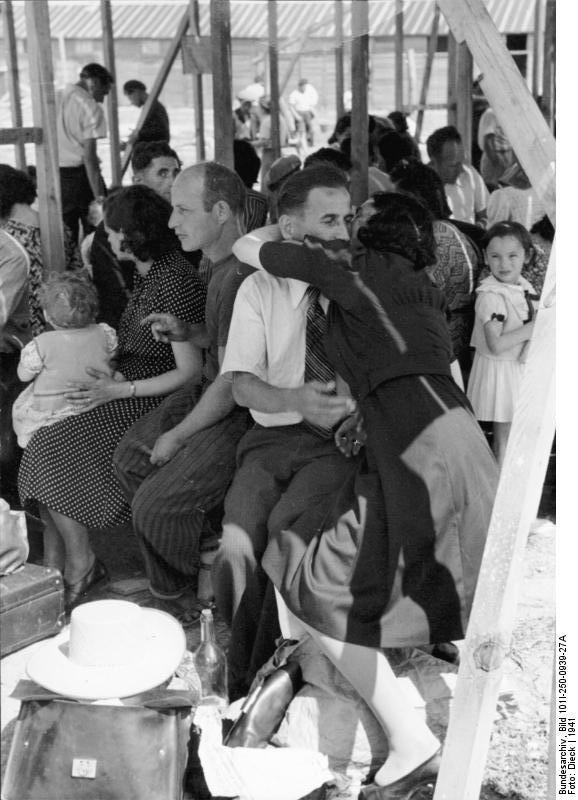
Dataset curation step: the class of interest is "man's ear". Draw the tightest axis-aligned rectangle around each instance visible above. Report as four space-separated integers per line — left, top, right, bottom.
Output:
278 214 295 240
211 199 232 224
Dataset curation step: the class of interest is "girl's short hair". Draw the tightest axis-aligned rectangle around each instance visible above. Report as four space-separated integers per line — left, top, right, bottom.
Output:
483 221 535 259
103 184 179 262
0 164 37 218
357 192 437 270
39 271 99 328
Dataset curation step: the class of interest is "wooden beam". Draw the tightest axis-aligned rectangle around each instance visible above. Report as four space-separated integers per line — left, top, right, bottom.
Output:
394 0 404 111
415 4 440 142
0 128 43 146
455 41 473 162
351 0 369 207
210 0 234 169
334 0 345 119
25 0 65 272
531 0 544 97
433 245 556 800
268 0 281 161
447 31 458 127
3 0 26 170
100 0 122 186
542 0 555 131
437 0 555 223
121 10 190 176
278 16 333 95
189 0 206 162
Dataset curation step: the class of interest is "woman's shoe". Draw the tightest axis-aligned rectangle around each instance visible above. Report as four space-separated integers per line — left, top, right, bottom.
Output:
64 559 109 611
359 750 441 799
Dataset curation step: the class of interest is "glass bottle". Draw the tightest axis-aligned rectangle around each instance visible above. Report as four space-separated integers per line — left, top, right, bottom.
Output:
193 609 228 708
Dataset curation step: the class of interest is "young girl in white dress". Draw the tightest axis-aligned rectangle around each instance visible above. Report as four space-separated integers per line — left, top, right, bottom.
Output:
467 221 538 467
12 271 118 447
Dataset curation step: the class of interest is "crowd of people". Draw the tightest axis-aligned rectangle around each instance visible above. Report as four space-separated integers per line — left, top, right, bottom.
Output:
0 61 553 798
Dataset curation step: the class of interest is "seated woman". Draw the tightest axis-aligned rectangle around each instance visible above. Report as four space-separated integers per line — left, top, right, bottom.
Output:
233 193 498 797
0 164 82 337
18 185 206 610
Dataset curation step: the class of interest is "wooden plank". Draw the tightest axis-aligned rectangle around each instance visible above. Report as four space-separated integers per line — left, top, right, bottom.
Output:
350 0 369 207
394 0 404 111
455 40 473 162
415 4 440 142
3 0 26 170
446 31 458 126
334 0 345 119
531 0 544 97
433 244 556 800
279 16 333 95
0 127 43 146
210 0 234 169
25 0 65 272
189 0 206 161
121 10 190 176
541 0 555 130
100 0 122 186
268 0 281 161
438 0 555 223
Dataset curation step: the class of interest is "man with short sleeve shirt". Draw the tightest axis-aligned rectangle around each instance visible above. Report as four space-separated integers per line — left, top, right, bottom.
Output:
56 62 113 241
213 165 360 699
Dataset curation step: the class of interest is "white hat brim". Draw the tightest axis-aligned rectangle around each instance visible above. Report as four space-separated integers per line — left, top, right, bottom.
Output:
26 609 186 700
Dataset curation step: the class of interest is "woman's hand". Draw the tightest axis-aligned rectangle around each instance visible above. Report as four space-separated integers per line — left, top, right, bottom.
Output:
141 313 191 343
335 409 366 457
65 368 127 410
149 428 186 466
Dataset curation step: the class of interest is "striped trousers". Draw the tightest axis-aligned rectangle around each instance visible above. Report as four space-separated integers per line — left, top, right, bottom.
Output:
113 382 251 595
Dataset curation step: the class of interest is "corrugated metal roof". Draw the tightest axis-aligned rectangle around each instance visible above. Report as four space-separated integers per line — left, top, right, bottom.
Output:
5 0 538 41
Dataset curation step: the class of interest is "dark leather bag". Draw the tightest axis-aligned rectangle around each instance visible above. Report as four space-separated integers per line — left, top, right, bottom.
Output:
2 698 191 800
0 564 65 656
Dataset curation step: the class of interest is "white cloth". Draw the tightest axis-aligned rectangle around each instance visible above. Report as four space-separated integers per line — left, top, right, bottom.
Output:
487 186 546 230
221 271 328 427
288 84 318 114
56 84 107 167
445 164 489 225
0 229 30 351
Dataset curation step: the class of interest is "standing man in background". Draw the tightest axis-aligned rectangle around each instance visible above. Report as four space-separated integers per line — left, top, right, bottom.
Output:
56 62 113 242
288 78 319 148
122 80 171 148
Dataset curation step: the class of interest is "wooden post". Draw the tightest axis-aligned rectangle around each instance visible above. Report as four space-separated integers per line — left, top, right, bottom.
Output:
394 0 404 111
210 0 234 169
4 0 26 170
100 0 122 186
437 0 555 222
415 4 439 142
24 0 65 271
447 31 458 127
542 0 555 130
121 10 190 176
455 41 473 162
334 0 345 119
351 0 369 207
531 0 544 97
268 0 281 161
189 0 206 162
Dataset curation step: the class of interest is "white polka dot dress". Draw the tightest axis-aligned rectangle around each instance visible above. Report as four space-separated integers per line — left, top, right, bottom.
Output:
18 251 206 529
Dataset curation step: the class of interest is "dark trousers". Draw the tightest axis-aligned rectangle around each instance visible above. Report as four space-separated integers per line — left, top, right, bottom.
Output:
212 423 357 700
60 166 103 243
113 383 251 594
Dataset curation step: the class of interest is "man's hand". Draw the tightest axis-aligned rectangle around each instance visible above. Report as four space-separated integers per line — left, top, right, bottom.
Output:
141 313 191 343
149 429 187 466
293 381 356 428
335 409 366 457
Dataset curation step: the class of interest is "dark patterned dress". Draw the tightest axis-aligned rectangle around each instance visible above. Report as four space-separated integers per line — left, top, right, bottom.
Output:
18 250 205 529
1 218 83 336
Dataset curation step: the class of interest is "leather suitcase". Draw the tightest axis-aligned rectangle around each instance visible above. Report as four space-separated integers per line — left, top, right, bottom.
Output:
2 699 190 800
0 564 65 656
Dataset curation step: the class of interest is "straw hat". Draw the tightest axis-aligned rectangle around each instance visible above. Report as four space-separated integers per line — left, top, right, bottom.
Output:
26 600 186 700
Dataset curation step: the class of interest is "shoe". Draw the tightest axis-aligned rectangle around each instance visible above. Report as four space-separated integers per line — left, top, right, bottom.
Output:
359 750 441 799
223 661 303 748
64 558 109 611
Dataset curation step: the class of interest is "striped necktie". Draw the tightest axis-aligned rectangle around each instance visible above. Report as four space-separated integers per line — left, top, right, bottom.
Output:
304 286 335 439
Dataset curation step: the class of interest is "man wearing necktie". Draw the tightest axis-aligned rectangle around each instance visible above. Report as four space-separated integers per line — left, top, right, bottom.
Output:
215 165 361 699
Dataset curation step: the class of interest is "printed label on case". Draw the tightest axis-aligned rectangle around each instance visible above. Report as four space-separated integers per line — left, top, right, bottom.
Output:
71 758 97 778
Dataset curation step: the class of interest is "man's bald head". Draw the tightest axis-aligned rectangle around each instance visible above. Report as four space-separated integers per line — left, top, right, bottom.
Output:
175 162 246 218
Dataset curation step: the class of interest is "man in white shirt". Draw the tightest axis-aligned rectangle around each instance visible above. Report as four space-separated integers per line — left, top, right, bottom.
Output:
426 125 488 228
288 78 319 147
213 165 359 699
56 62 113 241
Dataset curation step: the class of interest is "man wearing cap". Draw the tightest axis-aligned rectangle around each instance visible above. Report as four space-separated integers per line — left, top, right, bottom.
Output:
288 78 319 147
56 62 114 241
122 79 171 148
